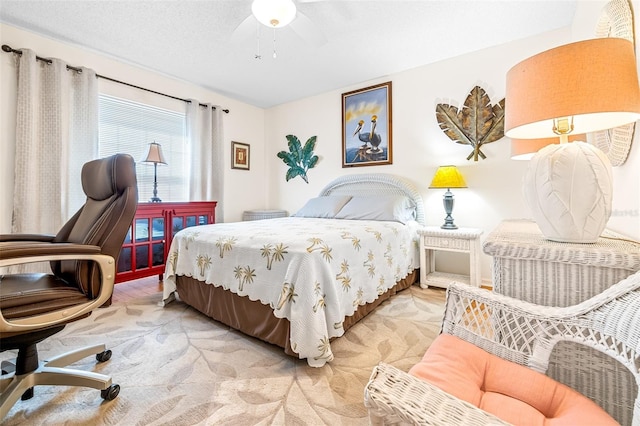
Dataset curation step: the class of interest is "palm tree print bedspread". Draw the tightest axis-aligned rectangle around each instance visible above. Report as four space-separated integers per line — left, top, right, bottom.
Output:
163 217 420 367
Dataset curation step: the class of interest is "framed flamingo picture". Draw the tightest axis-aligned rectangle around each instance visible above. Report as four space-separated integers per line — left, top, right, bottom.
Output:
342 81 393 167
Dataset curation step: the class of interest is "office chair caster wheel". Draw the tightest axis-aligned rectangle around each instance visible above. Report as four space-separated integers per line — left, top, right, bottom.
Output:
101 384 120 401
21 387 34 401
1 360 15 375
96 350 112 362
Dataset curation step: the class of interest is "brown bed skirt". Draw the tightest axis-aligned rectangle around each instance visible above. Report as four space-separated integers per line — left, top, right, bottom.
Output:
175 269 418 358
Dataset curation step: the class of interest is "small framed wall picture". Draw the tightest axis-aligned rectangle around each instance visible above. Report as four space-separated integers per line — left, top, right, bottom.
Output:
231 141 250 170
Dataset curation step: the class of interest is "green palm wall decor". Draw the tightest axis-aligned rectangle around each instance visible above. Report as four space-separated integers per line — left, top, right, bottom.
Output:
277 134 319 183
436 85 505 161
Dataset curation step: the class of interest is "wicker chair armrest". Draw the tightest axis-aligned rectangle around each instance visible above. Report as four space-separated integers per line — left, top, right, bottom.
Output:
446 277 640 322
364 363 511 426
443 276 640 374
445 282 574 320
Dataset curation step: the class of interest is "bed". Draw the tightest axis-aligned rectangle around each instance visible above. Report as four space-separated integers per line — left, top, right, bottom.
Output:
162 173 425 367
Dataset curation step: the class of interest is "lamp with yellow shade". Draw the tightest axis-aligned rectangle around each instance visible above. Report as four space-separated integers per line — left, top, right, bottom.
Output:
505 37 640 243
429 166 467 230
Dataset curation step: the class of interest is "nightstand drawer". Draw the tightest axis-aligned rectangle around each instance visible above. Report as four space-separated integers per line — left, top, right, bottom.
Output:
423 236 470 251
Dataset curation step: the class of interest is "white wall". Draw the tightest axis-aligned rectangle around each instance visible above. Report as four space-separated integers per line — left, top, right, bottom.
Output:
264 0 640 281
264 27 572 281
0 23 267 233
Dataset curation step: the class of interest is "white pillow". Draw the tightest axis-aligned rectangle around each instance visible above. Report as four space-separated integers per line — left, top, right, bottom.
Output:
293 196 353 218
335 195 417 224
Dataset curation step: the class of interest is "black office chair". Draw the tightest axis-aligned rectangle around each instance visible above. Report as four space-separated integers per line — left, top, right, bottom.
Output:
0 153 138 419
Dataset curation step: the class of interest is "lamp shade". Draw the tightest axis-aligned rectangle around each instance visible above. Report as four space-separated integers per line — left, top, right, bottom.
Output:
505 37 640 139
429 166 467 189
143 142 167 165
252 0 296 28
511 134 584 160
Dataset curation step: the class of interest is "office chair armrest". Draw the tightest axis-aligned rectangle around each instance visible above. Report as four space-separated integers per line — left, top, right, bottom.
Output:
0 250 116 333
0 233 55 242
364 363 511 425
0 241 101 260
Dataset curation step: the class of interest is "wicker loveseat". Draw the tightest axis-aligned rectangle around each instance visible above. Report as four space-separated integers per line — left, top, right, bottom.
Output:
364 270 640 425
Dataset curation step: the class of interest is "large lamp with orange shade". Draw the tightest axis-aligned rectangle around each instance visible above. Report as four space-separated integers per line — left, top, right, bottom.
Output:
505 37 640 243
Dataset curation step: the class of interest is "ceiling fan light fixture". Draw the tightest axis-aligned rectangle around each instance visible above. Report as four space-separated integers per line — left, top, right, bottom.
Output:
251 0 297 28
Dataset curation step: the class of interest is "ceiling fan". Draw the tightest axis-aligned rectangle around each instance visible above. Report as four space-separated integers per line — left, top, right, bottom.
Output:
231 0 328 59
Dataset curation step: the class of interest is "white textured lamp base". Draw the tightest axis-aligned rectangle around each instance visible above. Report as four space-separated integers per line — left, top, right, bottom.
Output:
523 141 612 243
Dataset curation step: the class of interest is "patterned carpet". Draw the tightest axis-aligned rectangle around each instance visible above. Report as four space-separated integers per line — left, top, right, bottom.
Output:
2 284 445 425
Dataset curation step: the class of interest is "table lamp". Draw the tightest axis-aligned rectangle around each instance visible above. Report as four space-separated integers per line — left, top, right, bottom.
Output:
429 165 467 230
505 37 640 243
142 142 167 202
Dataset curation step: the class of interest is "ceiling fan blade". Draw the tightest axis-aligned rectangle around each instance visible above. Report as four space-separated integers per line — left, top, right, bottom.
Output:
230 14 257 43
230 4 327 50
290 11 327 47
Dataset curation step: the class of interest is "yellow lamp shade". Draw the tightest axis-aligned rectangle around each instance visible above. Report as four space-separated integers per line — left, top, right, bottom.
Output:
429 166 467 189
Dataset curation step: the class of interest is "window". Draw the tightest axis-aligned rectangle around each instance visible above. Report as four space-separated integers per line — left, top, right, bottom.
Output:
98 94 188 202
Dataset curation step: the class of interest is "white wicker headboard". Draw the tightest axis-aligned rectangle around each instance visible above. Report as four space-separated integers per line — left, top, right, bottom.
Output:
318 173 426 225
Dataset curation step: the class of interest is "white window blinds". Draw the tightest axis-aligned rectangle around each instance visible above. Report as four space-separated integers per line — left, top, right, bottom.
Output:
98 94 189 202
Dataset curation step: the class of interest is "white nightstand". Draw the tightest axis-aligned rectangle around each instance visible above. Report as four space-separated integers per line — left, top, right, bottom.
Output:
419 226 483 289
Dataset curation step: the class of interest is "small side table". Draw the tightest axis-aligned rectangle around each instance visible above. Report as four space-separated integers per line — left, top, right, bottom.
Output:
483 219 640 305
419 226 483 289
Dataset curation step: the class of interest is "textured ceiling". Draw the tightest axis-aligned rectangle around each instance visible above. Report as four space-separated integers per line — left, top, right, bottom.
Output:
0 0 577 108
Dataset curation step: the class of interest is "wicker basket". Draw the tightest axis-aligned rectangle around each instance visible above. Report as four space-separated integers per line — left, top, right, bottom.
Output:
242 209 288 221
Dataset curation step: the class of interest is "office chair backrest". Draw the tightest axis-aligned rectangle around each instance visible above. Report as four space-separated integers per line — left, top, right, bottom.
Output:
52 153 138 299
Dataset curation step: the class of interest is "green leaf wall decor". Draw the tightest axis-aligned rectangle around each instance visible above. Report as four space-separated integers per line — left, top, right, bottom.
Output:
436 86 505 161
277 134 319 183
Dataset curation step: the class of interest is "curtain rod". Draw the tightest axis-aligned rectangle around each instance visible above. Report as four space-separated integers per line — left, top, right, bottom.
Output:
1 44 230 113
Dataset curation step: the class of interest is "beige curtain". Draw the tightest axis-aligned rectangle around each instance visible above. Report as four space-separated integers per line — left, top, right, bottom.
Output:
12 48 98 235
186 101 225 222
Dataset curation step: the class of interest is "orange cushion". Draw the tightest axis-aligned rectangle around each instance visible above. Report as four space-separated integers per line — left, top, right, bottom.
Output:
408 334 617 426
